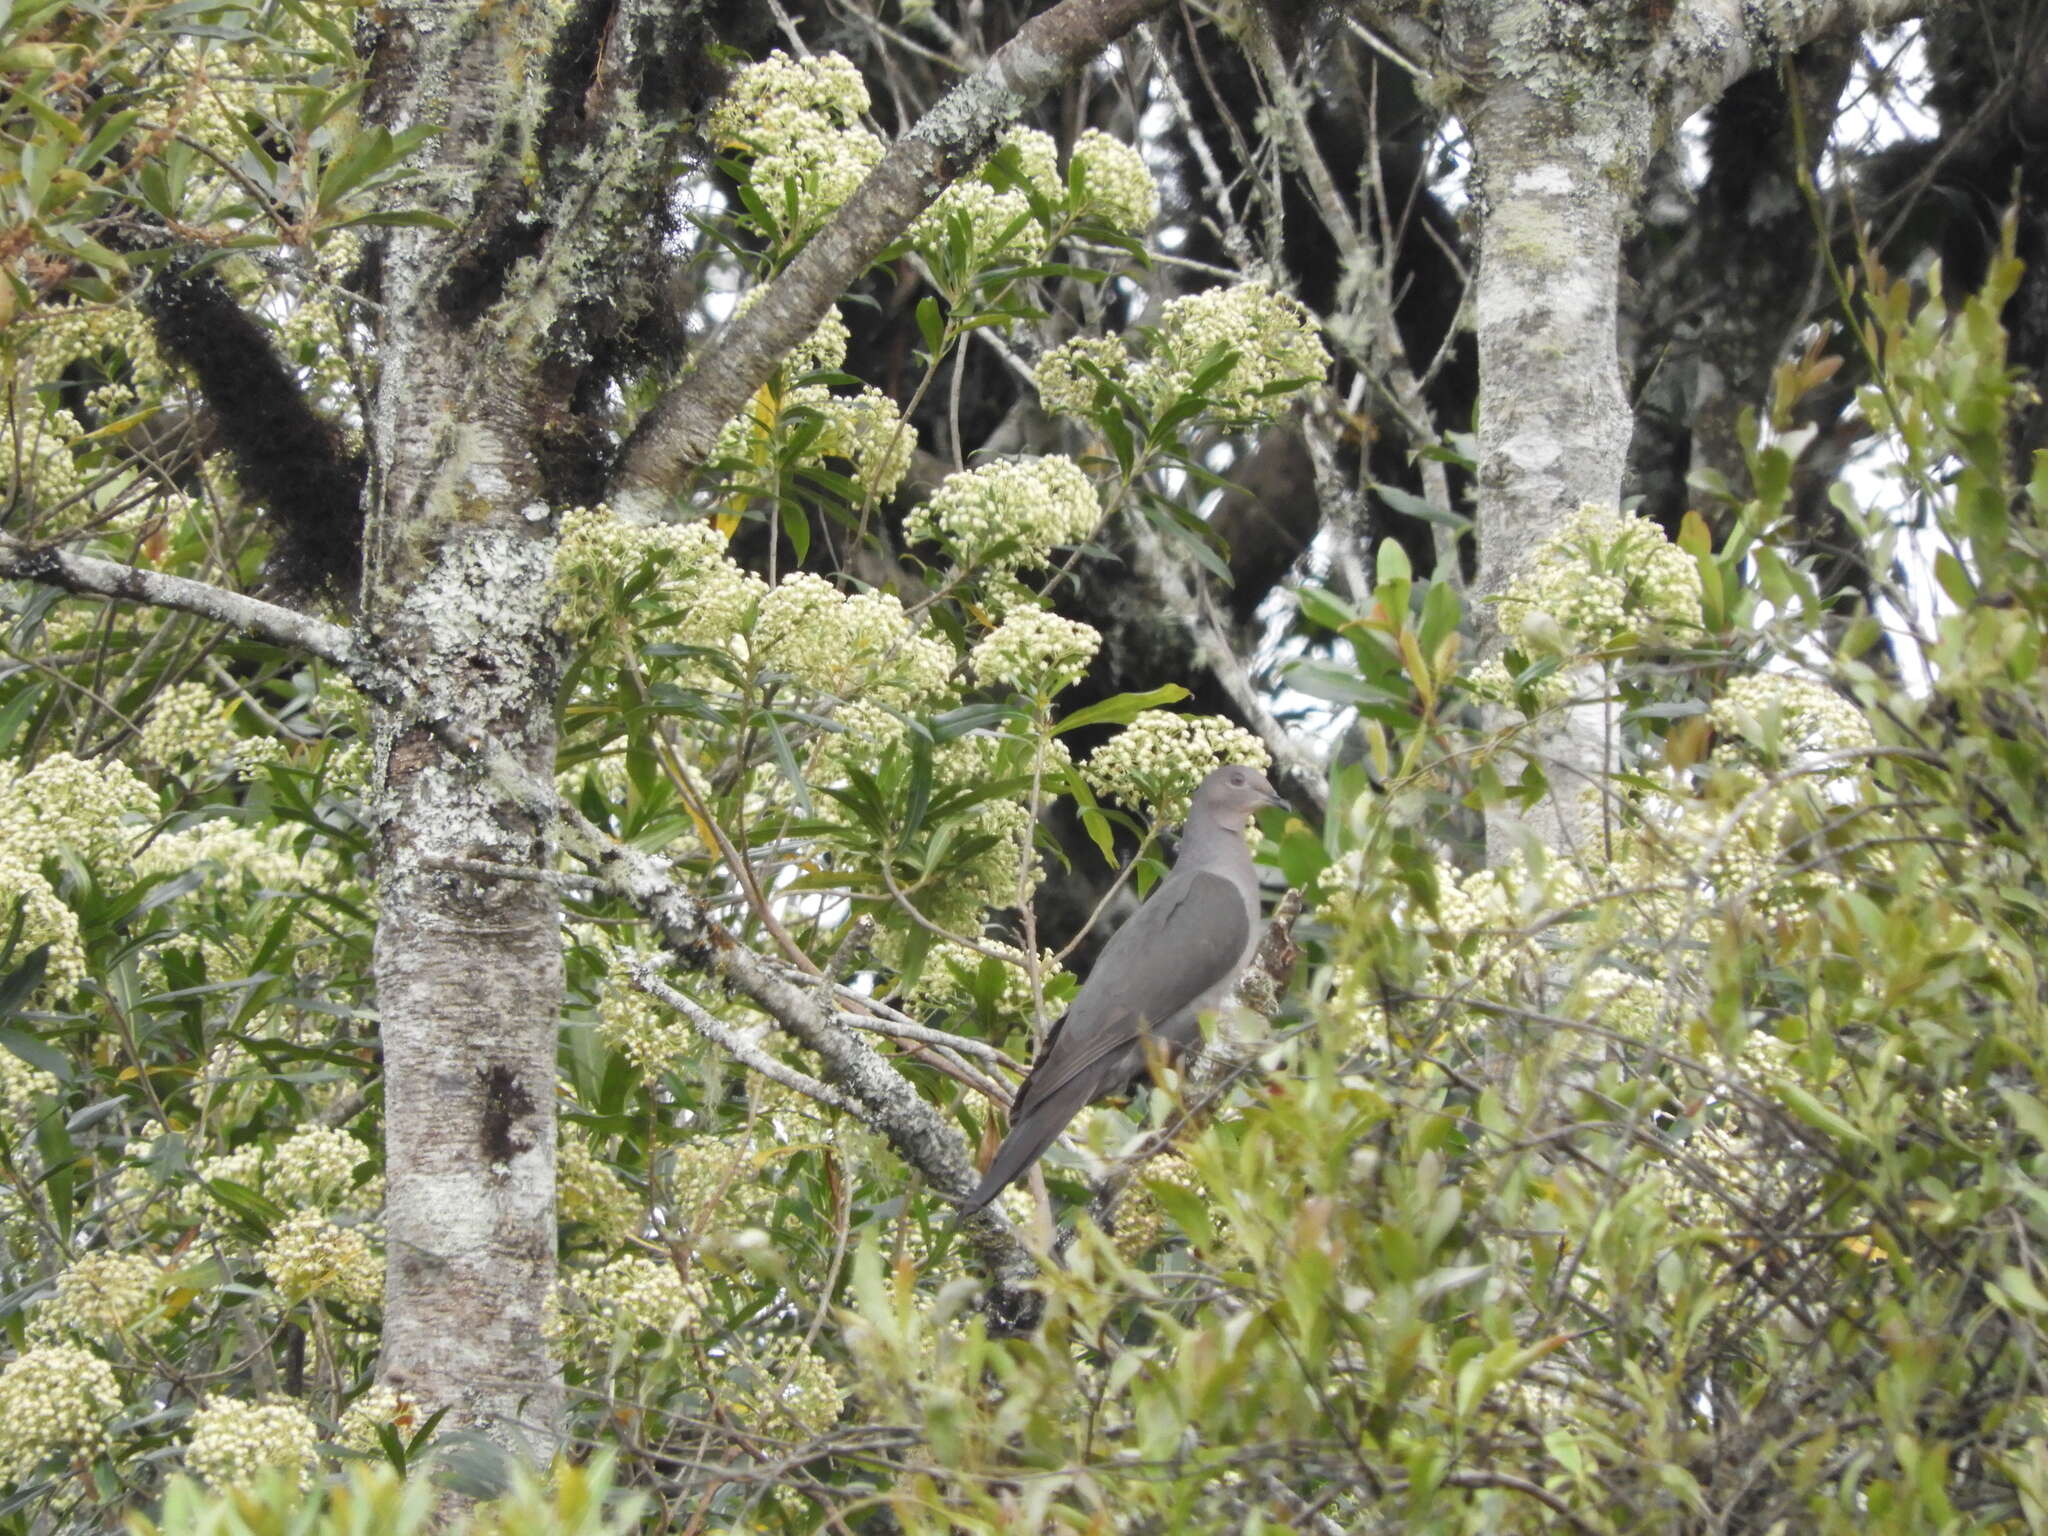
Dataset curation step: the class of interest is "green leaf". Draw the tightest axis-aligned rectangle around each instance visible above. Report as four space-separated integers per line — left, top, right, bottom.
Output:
0 946 50 1023
1295 585 1358 633
1052 685 1190 736
203 1176 287 1228
1373 482 1470 531
1417 578 1462 658
1997 1266 2048 1314
1376 538 1412 586
1057 761 1118 867
1933 549 1976 608
915 296 944 362
1771 1081 1868 1148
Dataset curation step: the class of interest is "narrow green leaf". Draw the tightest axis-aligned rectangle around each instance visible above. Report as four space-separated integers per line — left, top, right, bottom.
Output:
1053 685 1190 736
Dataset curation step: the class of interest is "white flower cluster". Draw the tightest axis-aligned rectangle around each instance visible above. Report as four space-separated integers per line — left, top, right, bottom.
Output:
552 507 752 648
1566 964 1665 1040
1146 284 1330 424
959 796 1038 913
1070 128 1159 234
710 51 884 248
720 1335 846 1436
0 1049 57 1122
555 510 950 706
907 124 1076 269
267 1126 370 1209
1493 503 1704 660
1427 856 1588 950
134 820 328 896
1084 712 1271 824
711 376 913 502
709 49 870 141
559 1131 640 1245
851 733 1062 928
750 574 953 705
138 681 242 768
0 753 154 877
807 699 913 776
0 411 88 519
184 1397 318 1492
1670 784 1846 923
195 1141 266 1198
910 122 1157 273
1710 672 1874 766
572 1253 711 1338
0 858 86 996
809 386 915 497
910 180 1048 268
1035 285 1327 427
1106 1152 1204 1263
4 297 186 535
970 606 1101 694
761 300 851 377
259 1211 382 1307
596 970 692 1076
336 1384 423 1453
997 127 1063 205
40 1250 167 1340
668 1134 764 1224
0 1343 121 1483
1032 334 1130 418
322 739 372 796
904 455 1100 571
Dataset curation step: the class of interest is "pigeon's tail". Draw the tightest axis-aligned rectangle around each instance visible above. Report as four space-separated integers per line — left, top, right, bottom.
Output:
956 1088 1082 1217
955 1033 1142 1218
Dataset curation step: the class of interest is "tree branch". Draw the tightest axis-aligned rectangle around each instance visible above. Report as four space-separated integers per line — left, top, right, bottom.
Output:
627 960 856 1114
0 532 361 672
1658 0 1939 120
557 805 1045 1328
607 0 1173 517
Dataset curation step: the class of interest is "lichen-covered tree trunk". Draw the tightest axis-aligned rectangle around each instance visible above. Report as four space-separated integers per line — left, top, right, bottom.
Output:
363 2 568 1445
1359 0 1943 863
1466 77 1647 861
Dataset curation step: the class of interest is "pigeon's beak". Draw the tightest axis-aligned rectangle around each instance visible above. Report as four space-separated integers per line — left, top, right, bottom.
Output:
1261 787 1288 810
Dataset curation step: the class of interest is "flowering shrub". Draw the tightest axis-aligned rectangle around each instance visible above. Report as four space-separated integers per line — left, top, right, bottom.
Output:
17 6 2035 1533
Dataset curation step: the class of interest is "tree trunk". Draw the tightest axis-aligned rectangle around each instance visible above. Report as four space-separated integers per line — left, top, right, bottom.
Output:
364 3 567 1448
1466 77 1647 863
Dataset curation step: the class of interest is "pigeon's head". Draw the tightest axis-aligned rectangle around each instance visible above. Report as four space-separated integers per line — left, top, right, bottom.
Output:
1189 764 1286 829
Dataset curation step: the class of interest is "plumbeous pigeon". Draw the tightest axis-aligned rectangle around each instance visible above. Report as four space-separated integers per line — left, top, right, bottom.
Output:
958 763 1284 1215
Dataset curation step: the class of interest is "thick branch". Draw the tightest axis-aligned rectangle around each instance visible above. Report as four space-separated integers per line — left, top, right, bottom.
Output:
0 533 360 671
1658 0 1945 119
608 0 1172 517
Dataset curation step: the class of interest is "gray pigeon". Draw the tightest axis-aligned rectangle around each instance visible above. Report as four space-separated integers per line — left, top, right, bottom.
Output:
958 764 1284 1215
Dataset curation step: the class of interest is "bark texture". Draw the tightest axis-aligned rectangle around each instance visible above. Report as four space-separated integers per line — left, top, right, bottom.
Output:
1467 78 1645 859
362 0 571 1445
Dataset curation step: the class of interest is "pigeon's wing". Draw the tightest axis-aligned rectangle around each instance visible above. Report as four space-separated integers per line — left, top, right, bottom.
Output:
958 871 1252 1214
1067 868 1254 1048
1009 868 1251 1124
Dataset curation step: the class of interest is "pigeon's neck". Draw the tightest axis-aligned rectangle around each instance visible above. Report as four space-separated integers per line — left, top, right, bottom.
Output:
1178 808 1251 865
